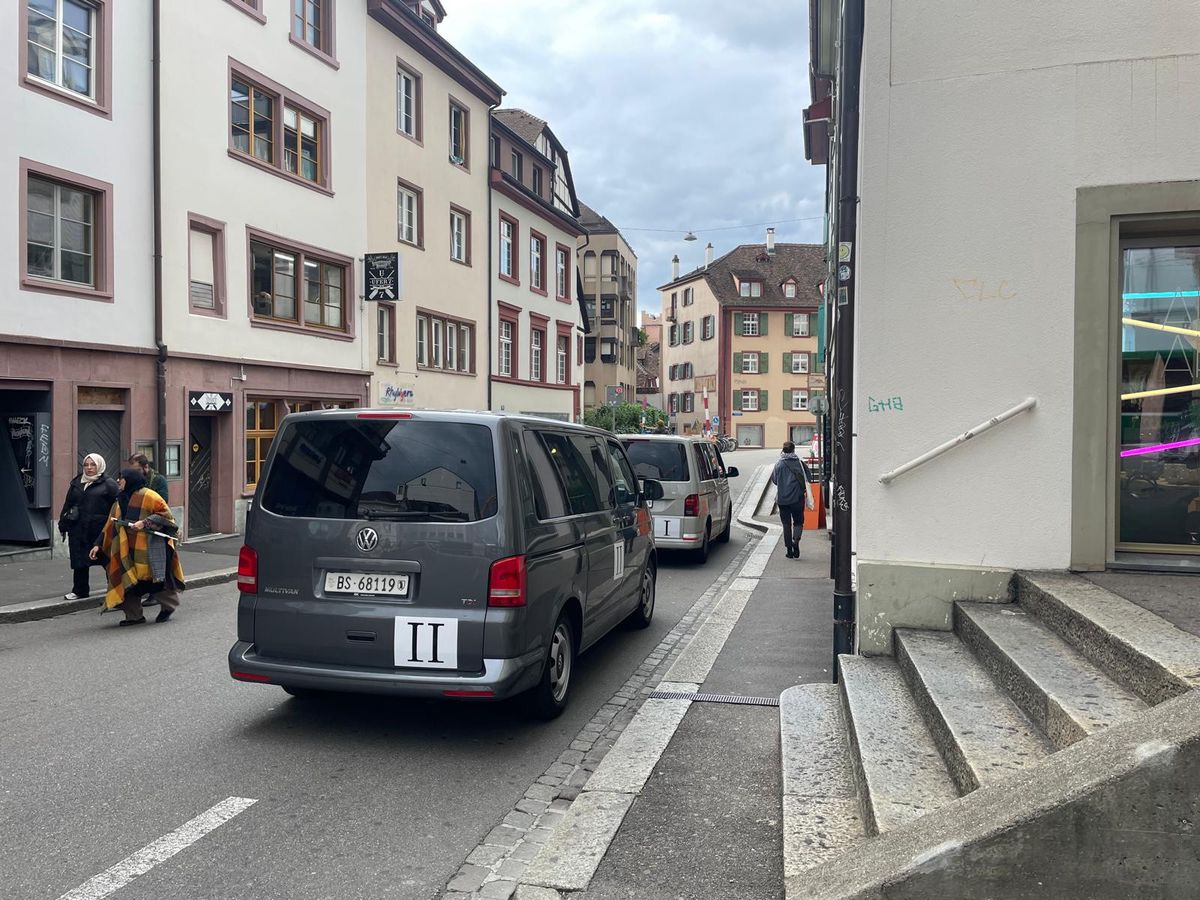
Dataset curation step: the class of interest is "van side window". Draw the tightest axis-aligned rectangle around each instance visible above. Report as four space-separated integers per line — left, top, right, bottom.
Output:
605 441 639 507
523 431 571 519
587 437 615 509
694 444 714 482
533 431 602 516
701 443 722 479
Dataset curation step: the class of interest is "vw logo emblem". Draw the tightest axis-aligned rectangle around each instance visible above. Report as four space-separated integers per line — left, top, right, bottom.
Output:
356 527 379 552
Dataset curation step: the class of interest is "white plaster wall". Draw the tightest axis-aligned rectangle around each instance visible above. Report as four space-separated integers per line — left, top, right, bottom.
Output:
491 191 584 414
853 0 1200 570
1 0 154 347
364 19 493 410
159 0 367 370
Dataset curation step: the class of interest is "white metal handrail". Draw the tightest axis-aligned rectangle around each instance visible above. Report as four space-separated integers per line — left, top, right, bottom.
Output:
878 397 1037 485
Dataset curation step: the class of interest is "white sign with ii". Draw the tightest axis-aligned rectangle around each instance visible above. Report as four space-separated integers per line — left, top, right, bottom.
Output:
394 616 458 669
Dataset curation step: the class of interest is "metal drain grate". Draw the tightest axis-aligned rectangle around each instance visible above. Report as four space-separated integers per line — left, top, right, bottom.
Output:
649 690 780 707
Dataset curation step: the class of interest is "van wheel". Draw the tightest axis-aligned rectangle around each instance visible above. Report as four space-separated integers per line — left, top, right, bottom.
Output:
625 562 656 628
692 522 711 563
524 614 574 720
717 510 732 543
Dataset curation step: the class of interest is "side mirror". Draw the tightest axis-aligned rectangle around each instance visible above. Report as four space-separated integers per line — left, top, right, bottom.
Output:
640 479 665 502
725 466 740 478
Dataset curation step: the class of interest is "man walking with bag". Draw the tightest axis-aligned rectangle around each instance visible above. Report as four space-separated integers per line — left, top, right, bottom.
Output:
771 441 814 559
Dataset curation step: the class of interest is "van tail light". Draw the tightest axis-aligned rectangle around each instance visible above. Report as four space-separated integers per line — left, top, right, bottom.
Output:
231 671 273 683
488 555 527 607
237 545 259 594
684 494 700 517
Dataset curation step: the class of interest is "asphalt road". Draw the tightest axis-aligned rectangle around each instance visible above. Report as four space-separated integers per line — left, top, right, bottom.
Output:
0 449 776 900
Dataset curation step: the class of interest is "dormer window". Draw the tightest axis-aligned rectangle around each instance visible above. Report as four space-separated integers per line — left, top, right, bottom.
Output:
739 279 763 298
783 280 797 298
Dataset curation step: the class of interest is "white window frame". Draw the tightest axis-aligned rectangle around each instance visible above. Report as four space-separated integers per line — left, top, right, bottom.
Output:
398 184 418 245
793 353 809 374
499 219 513 277
743 313 760 337
556 247 568 297
397 65 418 137
702 316 714 340
784 281 797 298
556 335 568 383
531 328 543 381
792 313 809 337
449 101 467 165
742 390 759 412
26 176 95 287
450 209 467 262
416 314 428 366
531 236 544 289
500 320 513 376
445 321 458 371
742 353 759 374
431 317 443 368
376 304 392 362
683 321 694 344
792 389 809 412
26 0 97 100
459 324 471 371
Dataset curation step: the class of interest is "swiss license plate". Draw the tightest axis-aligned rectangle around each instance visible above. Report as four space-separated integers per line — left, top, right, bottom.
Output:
324 572 410 597
653 516 683 539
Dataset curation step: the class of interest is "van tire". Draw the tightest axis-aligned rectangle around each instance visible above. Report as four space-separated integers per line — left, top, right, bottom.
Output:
692 522 711 563
717 509 732 543
523 613 574 720
625 562 656 629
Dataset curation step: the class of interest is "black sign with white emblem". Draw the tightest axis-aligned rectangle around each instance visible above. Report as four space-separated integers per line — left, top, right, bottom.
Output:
188 391 234 412
365 252 399 301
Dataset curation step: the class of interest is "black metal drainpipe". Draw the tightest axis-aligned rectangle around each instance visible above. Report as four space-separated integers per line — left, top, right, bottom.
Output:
152 0 167 467
832 0 865 682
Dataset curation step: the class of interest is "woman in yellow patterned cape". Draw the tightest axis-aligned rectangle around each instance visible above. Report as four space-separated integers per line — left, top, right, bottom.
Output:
90 467 185 626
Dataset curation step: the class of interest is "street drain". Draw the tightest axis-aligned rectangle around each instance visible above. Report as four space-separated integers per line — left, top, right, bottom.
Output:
648 690 780 707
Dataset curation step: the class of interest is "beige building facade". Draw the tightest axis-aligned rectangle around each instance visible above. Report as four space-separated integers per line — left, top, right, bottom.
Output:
578 203 638 409
365 0 502 413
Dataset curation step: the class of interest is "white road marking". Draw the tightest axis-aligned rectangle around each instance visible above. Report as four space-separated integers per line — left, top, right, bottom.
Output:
57 796 257 900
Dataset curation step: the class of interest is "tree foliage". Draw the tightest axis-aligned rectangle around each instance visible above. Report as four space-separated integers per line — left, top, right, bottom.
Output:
583 402 668 434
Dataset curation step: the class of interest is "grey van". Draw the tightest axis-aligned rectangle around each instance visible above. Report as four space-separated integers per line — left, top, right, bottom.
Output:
228 410 663 719
620 435 738 563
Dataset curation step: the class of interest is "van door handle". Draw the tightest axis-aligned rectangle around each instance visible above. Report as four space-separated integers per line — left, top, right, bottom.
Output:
346 630 376 642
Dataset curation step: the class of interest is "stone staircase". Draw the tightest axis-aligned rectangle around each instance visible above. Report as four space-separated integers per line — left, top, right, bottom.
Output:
781 571 1200 898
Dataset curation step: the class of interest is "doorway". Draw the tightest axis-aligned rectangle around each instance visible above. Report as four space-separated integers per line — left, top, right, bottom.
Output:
189 416 213 536
78 410 122 473
1117 240 1200 553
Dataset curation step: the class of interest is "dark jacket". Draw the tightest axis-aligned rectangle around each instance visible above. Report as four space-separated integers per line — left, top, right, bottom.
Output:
771 454 810 508
59 475 119 569
147 469 169 502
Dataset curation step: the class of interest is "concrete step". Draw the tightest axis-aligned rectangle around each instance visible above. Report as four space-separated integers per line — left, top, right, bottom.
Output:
838 654 959 835
895 629 1054 794
956 602 1148 749
1017 571 1200 705
779 684 864 878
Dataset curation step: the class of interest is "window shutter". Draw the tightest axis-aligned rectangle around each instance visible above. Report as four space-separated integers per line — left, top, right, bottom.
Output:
733 352 742 373
759 390 768 411
784 390 792 410
759 352 768 374
759 313 769 336
785 313 793 335
734 313 744 336
733 391 743 411
783 351 792 372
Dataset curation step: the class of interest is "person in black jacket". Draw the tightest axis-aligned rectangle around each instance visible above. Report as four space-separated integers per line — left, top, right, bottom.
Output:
771 441 813 560
59 453 119 600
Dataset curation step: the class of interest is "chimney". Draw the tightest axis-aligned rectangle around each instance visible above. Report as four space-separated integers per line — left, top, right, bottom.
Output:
766 227 776 256
705 242 714 269
671 254 680 280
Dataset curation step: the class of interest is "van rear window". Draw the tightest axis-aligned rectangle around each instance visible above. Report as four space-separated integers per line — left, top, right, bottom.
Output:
622 440 690 482
260 419 498 522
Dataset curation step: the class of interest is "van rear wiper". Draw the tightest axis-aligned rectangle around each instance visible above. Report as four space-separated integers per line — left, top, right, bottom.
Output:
360 510 469 522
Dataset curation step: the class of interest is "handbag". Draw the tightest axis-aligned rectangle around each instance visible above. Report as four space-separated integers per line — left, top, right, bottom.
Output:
61 505 80 526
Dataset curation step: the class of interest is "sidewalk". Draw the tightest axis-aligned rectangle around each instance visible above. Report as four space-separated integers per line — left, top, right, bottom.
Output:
445 463 835 900
0 534 243 622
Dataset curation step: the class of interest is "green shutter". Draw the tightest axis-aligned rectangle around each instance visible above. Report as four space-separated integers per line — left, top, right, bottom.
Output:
734 312 745 336
783 389 792 411
733 352 743 374
759 390 768 411
759 352 768 374
733 390 743 411
785 313 794 335
759 313 769 336
783 352 792 373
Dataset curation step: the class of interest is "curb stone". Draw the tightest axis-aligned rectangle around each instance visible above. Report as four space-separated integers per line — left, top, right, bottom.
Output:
0 567 238 624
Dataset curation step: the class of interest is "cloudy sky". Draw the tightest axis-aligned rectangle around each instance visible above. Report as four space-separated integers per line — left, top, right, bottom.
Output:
440 0 826 315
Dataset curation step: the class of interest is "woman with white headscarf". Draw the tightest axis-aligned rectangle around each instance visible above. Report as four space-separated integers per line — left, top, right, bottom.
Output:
58 453 118 601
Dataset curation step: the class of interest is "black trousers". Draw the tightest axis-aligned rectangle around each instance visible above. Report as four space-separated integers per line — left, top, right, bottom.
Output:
72 566 90 596
779 502 804 551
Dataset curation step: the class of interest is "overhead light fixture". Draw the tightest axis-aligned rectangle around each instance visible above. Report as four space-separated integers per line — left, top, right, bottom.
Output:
683 232 697 242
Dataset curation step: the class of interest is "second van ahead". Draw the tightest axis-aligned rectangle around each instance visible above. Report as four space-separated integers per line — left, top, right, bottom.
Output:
228 410 663 719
